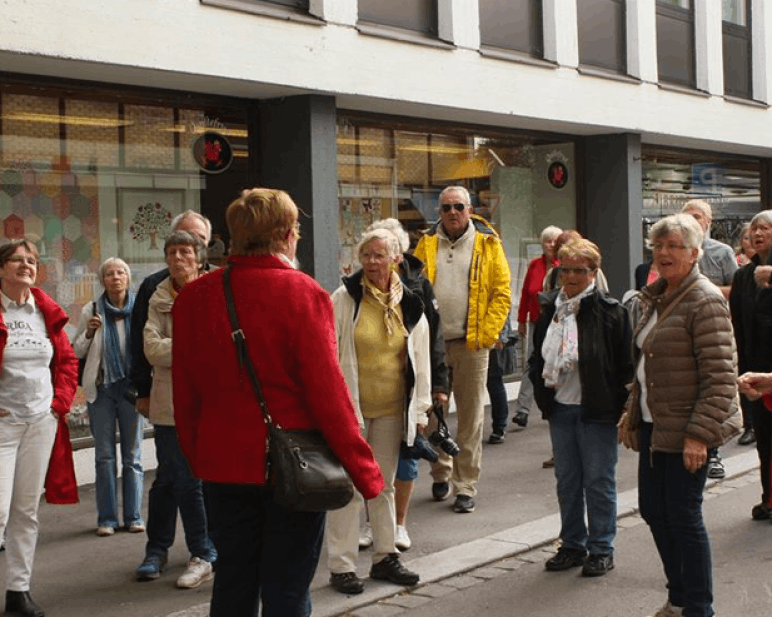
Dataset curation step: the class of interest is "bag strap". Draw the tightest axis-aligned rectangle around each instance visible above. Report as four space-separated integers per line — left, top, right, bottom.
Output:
222 266 278 429
642 279 699 349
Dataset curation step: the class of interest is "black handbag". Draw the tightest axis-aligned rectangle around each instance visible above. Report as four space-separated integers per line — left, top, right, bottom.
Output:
77 301 98 387
222 266 354 512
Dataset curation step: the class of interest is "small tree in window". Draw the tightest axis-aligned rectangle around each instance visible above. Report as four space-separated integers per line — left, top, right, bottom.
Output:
130 202 172 250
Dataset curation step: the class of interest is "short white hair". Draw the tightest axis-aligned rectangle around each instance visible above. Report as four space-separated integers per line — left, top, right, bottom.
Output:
648 213 704 256
540 226 562 244
681 199 712 221
751 209 772 228
356 229 400 264
98 257 132 288
438 185 471 207
366 218 409 253
171 210 212 243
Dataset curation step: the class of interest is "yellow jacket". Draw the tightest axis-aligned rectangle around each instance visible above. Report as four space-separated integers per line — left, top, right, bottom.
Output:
414 215 511 350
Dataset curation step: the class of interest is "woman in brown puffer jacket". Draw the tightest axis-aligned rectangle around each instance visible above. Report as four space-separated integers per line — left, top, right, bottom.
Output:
620 213 739 617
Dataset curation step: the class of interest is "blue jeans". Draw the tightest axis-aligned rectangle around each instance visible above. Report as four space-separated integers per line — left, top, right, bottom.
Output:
639 422 713 617
87 378 144 529
144 426 216 562
205 482 325 617
548 402 618 555
487 348 508 432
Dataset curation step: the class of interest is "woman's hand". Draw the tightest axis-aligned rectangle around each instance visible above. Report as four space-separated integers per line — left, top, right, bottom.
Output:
682 437 708 473
85 314 102 339
617 412 639 451
738 371 772 400
518 322 527 337
754 265 772 288
433 392 449 406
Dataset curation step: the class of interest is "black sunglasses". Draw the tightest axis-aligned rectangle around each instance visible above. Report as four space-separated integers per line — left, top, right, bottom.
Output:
441 203 467 213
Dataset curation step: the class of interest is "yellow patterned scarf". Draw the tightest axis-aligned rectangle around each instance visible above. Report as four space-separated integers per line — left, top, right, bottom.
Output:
361 270 408 338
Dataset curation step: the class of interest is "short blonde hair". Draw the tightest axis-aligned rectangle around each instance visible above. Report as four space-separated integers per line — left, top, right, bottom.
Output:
226 188 299 256
682 199 713 221
98 257 132 288
357 229 400 265
558 239 602 271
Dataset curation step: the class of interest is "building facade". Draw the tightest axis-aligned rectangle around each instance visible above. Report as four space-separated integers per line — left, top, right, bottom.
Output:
1 0 771 314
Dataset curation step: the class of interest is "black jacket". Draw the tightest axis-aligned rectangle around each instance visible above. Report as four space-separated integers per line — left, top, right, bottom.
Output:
729 252 772 374
529 287 633 424
400 253 449 395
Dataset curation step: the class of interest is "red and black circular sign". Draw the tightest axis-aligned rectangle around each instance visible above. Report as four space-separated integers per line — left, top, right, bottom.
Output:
548 161 568 189
192 131 233 174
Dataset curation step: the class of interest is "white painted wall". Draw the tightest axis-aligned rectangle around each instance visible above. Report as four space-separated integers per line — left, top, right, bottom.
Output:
0 0 770 156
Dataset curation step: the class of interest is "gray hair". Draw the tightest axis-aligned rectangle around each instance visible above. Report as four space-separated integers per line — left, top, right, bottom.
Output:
681 199 713 221
356 229 400 265
171 210 212 243
438 185 471 207
164 230 208 268
647 214 704 256
366 218 409 254
540 225 562 244
98 257 132 288
751 209 772 228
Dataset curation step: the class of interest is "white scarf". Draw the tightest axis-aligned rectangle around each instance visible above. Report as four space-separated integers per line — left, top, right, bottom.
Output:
541 283 595 388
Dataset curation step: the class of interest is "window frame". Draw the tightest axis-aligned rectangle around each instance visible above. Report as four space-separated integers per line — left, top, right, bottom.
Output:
576 0 627 74
478 0 543 58
656 0 696 89
722 0 753 99
357 0 439 36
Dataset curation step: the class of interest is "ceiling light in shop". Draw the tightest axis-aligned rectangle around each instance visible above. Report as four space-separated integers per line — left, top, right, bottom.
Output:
2 112 131 127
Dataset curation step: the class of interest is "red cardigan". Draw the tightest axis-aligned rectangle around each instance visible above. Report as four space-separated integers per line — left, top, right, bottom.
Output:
172 255 384 499
0 288 79 504
517 255 557 324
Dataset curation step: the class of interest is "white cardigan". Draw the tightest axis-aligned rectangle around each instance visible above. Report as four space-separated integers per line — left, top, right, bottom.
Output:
72 300 103 404
331 285 432 447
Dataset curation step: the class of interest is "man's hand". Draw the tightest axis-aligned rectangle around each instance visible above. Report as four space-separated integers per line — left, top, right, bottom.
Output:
738 371 772 400
135 397 151 418
433 393 449 406
682 437 708 473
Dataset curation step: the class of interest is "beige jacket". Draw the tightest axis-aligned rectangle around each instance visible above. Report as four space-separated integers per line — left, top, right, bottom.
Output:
144 277 175 426
628 266 740 452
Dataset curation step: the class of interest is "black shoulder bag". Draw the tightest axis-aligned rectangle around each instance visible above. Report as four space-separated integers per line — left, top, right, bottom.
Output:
222 266 354 512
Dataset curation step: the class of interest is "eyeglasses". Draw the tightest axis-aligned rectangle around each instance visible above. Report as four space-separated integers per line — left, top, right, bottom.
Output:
441 203 467 213
651 243 688 252
560 267 593 276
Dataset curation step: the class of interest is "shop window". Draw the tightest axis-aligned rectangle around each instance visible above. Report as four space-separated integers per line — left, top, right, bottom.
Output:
577 0 626 73
479 0 543 57
0 84 250 440
723 0 752 99
656 0 696 88
358 0 438 35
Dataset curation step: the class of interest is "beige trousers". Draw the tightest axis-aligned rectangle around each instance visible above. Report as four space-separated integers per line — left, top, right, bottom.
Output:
326 414 402 574
430 340 489 497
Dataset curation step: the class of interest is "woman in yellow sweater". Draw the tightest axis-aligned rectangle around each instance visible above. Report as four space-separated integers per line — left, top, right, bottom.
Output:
327 229 432 595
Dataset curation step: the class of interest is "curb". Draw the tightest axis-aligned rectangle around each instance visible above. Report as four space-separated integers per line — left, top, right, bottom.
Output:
165 450 760 617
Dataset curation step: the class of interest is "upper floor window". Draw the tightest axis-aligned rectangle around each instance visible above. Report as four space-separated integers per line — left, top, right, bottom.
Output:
723 0 752 98
577 0 626 73
479 0 543 57
656 0 696 88
358 0 438 35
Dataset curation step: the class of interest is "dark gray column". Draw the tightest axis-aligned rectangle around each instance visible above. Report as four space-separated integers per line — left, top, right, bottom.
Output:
258 95 340 292
580 133 643 299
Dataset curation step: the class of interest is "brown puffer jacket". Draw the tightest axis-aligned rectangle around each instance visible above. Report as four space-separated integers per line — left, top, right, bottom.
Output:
627 266 740 452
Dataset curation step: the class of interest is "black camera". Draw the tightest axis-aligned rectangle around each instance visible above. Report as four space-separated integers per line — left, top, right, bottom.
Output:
428 404 460 457
400 434 439 463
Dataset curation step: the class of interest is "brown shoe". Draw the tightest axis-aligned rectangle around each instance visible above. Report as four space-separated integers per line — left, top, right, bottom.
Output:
543 457 555 468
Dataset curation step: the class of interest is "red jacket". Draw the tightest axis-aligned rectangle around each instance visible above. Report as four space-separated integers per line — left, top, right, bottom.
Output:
0 288 79 504
517 255 557 324
172 255 384 499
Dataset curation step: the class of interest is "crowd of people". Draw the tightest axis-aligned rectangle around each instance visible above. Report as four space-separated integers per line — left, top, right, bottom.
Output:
0 191 768 617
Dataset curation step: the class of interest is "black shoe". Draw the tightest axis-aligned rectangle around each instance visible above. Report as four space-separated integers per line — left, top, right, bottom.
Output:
453 494 476 513
545 547 587 571
752 502 772 520
5 590 45 617
370 553 419 586
581 553 614 577
488 430 505 444
431 481 451 502
330 572 364 595
706 454 725 479
512 411 529 427
738 428 756 445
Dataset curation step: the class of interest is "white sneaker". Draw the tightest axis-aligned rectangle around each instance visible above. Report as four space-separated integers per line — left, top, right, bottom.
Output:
358 524 373 550
395 525 412 551
96 526 115 537
176 556 214 589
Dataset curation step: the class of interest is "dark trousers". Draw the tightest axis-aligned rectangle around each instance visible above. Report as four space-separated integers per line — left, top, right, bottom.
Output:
751 398 772 504
205 482 325 617
638 423 713 617
487 349 508 432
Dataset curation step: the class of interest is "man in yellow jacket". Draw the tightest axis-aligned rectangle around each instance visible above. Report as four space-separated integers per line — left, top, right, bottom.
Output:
414 186 511 513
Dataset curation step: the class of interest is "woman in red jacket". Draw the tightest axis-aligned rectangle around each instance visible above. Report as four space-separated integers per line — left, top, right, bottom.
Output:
172 189 383 617
0 238 78 617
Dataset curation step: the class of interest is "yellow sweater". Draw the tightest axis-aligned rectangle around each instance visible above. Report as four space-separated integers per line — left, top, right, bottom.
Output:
354 294 407 419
